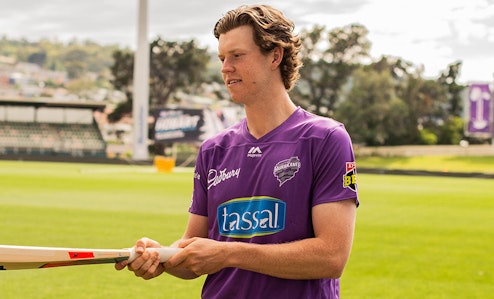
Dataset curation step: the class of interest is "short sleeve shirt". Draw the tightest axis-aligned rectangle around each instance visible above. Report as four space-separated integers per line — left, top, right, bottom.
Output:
189 107 358 299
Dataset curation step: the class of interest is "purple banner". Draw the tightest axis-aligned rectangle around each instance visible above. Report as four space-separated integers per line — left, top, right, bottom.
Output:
467 83 492 136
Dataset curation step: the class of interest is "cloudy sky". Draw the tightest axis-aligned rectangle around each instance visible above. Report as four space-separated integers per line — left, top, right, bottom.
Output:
1 0 493 84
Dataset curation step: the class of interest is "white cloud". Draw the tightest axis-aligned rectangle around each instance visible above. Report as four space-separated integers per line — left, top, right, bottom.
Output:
0 0 493 83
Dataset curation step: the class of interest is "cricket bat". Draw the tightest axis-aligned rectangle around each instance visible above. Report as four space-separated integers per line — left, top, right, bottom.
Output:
0 245 181 270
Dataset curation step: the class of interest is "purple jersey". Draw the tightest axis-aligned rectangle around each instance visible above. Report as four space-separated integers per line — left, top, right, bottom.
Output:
190 107 358 299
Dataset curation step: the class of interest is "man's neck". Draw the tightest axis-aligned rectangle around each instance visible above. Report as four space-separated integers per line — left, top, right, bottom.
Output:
244 93 297 139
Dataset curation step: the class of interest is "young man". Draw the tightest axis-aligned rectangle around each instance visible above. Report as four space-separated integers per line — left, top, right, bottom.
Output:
116 5 359 298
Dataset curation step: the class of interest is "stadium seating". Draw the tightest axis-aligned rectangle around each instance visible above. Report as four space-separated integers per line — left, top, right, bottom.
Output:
0 121 106 158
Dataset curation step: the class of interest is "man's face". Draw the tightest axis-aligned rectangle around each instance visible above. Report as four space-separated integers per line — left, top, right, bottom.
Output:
217 25 273 104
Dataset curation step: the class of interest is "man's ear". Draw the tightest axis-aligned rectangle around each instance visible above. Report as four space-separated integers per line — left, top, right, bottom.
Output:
271 46 283 69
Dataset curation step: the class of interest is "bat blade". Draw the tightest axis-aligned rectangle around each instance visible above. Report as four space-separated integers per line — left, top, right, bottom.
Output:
0 245 181 270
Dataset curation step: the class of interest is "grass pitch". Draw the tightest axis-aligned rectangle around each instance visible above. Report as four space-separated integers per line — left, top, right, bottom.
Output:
345 174 493 298
0 161 205 298
0 160 493 298
356 155 494 174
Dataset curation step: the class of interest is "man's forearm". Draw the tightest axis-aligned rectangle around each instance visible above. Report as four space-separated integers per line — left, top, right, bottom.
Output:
224 238 349 280
164 266 200 280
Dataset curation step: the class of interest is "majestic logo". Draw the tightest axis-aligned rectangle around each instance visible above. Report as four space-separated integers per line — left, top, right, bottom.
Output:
247 146 262 158
218 197 286 238
343 162 357 192
207 168 241 190
273 156 301 186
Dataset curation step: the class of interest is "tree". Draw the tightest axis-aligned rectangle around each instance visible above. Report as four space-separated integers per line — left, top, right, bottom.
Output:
335 67 408 145
149 38 210 108
368 56 453 145
108 37 210 122
108 50 134 122
27 51 47 67
438 116 464 144
64 49 88 79
336 55 459 146
436 61 467 144
292 24 371 115
438 61 465 117
412 78 450 144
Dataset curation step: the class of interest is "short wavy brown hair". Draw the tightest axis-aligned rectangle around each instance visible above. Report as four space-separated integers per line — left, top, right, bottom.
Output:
213 5 302 91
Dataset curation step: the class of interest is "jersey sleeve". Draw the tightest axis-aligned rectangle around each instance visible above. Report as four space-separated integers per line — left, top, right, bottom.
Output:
311 125 359 207
189 145 209 216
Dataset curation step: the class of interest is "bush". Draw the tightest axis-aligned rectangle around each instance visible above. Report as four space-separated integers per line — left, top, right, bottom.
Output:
419 129 438 145
438 116 464 144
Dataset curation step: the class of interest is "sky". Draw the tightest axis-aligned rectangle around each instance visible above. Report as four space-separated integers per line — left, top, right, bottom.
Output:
1 0 493 84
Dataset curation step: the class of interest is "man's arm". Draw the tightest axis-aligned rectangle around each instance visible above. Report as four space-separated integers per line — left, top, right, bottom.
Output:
163 213 209 279
167 198 357 279
114 213 208 280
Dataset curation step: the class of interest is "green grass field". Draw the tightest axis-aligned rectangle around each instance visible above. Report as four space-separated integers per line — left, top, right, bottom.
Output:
0 159 493 298
356 155 494 174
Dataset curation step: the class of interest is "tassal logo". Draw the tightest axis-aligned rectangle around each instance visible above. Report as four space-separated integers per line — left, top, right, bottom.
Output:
217 197 286 238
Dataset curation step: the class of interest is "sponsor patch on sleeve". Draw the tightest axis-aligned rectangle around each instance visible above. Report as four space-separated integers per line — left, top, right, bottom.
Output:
343 162 357 192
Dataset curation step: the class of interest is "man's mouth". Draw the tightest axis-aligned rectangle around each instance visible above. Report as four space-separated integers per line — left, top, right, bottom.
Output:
227 79 242 86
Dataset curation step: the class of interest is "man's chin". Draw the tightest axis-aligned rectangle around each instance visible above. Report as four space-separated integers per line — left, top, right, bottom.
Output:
229 96 241 104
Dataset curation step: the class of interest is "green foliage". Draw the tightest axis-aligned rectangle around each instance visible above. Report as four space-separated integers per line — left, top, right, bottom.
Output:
110 50 134 93
0 36 120 76
107 100 133 123
293 24 371 114
64 49 88 79
293 29 468 146
438 61 464 116
437 116 464 145
334 55 465 146
27 51 47 66
148 38 210 108
108 37 211 122
107 50 135 121
335 67 406 145
419 128 438 145
1 27 469 145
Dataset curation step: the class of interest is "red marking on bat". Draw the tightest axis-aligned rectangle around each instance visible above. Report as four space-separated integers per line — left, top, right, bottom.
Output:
68 251 95 259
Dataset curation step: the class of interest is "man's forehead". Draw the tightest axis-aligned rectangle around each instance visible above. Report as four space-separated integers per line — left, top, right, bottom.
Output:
218 26 256 53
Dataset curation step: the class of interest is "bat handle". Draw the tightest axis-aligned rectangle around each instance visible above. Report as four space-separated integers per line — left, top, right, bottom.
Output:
128 246 182 263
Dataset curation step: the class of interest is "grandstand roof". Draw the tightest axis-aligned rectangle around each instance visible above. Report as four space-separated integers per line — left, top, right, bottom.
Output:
0 96 106 110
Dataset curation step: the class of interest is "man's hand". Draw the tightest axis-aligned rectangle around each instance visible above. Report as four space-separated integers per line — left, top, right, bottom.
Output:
114 237 165 280
166 237 229 276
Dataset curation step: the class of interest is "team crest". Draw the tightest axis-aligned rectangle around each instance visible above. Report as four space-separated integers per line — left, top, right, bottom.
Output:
273 156 301 186
343 162 357 192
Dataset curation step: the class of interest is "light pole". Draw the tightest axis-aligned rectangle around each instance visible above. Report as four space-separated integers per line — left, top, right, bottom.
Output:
132 0 150 160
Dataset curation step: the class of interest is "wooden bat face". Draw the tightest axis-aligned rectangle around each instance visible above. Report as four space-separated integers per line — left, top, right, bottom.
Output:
0 245 131 270
0 245 180 270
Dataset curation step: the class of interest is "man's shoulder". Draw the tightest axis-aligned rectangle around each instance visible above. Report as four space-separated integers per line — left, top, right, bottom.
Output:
201 120 245 150
293 108 345 135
